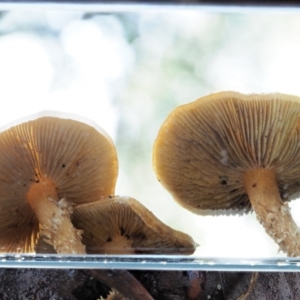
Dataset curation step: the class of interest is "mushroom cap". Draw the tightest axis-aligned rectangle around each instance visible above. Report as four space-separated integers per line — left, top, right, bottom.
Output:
72 196 197 255
0 114 118 252
153 91 300 215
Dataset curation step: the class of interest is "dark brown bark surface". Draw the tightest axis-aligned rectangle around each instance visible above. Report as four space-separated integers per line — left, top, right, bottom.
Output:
204 272 300 300
0 269 300 299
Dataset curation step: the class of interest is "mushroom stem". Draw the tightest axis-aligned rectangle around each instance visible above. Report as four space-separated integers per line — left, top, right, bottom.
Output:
27 178 85 254
244 169 300 256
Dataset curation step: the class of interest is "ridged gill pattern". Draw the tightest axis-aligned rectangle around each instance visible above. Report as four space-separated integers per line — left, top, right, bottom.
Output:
72 196 196 255
153 92 300 214
0 116 118 252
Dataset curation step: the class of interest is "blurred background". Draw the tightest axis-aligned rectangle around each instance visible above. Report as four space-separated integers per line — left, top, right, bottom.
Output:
0 7 300 257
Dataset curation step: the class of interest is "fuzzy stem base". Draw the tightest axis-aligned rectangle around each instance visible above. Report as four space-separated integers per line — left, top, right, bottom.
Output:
244 169 300 257
27 178 85 254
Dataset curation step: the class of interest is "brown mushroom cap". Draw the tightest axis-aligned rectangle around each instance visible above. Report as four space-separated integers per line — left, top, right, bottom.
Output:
0 114 118 253
153 91 300 256
72 196 197 255
153 91 300 212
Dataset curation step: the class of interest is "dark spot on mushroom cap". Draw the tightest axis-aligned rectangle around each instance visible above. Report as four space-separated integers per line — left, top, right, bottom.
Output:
62 164 65 168
120 227 125 236
219 175 228 185
153 91 300 216
73 196 196 255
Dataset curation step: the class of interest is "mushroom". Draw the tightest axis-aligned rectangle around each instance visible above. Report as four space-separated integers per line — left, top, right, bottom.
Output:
71 196 196 254
0 113 118 253
153 91 300 256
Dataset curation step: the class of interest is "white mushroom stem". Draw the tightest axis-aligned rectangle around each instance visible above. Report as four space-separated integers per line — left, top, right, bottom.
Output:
27 178 86 254
244 168 300 257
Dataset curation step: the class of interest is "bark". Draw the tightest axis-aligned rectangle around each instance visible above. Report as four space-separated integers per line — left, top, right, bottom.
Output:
0 269 299 300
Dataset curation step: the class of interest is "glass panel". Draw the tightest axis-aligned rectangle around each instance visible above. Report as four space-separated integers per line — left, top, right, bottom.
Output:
2 254 300 271
0 2 300 270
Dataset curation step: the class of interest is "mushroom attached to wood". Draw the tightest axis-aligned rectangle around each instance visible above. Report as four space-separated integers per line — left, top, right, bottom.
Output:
71 196 197 255
153 91 300 256
0 113 118 253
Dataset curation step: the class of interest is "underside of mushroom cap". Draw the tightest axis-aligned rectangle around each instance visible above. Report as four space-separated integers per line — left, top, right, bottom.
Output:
72 196 197 255
0 216 39 253
153 91 300 215
0 114 118 252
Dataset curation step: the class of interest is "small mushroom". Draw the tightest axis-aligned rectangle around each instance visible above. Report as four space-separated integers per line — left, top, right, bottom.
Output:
0 113 118 253
72 196 196 254
153 91 300 256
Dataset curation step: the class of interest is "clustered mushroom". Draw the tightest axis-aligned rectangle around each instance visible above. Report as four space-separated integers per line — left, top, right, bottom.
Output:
0 112 196 256
153 91 300 256
5 91 297 257
36 196 196 255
